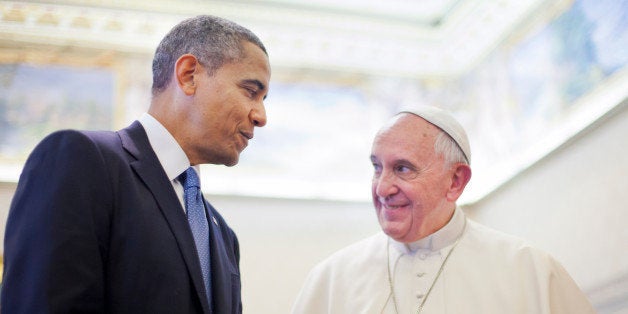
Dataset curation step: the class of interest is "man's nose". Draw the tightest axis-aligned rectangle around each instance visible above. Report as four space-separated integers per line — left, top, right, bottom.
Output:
250 102 267 127
374 170 399 198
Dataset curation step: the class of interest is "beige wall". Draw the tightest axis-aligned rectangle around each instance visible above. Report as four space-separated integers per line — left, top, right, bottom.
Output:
465 100 628 312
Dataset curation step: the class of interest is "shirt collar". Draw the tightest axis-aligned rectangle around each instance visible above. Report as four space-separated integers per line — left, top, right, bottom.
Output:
390 206 466 254
138 113 191 181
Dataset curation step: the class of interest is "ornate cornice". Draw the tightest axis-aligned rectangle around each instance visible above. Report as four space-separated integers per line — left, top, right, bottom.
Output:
0 0 569 77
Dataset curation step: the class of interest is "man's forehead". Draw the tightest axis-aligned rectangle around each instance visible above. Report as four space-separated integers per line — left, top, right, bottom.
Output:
377 114 438 139
373 124 435 153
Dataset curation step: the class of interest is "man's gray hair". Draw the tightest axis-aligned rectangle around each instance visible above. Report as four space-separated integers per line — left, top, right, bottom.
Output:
434 131 469 166
151 15 267 96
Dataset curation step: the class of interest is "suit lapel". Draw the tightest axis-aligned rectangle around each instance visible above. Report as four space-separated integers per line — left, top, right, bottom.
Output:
118 121 212 314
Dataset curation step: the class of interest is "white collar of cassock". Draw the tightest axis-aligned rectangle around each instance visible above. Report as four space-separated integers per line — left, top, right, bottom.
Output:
390 207 466 254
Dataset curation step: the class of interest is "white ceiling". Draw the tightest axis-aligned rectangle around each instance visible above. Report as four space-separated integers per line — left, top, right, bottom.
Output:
0 0 567 77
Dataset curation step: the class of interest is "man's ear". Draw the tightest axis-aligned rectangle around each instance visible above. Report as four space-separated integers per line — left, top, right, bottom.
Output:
175 54 199 96
446 164 472 202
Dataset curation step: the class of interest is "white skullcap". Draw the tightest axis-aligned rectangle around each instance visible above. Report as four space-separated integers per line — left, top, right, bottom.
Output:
398 106 471 164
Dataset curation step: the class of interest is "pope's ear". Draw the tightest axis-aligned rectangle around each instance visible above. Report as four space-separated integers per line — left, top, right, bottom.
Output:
446 163 471 202
175 54 199 96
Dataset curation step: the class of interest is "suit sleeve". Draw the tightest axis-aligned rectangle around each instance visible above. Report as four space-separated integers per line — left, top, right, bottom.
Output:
2 130 113 313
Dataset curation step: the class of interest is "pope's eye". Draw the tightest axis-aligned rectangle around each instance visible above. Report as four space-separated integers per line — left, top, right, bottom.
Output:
394 165 408 172
394 164 419 180
372 163 382 177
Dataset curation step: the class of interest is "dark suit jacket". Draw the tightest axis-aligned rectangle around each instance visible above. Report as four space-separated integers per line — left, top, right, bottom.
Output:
2 121 242 313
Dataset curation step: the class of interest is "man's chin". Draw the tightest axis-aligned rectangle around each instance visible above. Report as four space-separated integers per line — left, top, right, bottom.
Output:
381 225 405 241
208 157 238 167
386 234 405 243
219 152 240 167
223 158 239 167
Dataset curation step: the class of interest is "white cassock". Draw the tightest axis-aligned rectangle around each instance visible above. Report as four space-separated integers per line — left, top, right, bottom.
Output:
291 208 596 314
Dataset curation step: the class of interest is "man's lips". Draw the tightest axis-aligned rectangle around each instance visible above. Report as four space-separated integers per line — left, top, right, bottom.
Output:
379 203 410 221
240 131 253 140
378 199 409 210
382 204 407 210
237 131 253 150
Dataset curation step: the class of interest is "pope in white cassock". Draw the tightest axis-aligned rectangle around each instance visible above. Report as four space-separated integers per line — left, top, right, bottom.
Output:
291 106 596 314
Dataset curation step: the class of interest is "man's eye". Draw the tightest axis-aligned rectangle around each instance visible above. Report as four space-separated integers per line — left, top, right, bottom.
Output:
394 165 418 180
246 88 257 97
394 165 409 173
372 163 382 176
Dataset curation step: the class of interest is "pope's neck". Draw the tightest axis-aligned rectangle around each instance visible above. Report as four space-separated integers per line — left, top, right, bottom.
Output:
407 204 456 244
392 206 464 253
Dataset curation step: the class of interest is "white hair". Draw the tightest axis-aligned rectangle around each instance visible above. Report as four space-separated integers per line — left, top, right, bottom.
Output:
434 130 469 166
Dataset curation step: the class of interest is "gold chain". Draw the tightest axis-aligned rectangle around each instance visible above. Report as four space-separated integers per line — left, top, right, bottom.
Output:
384 219 466 314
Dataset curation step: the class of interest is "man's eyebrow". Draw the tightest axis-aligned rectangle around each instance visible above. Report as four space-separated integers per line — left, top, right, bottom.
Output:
396 158 414 165
242 79 266 91
369 156 414 165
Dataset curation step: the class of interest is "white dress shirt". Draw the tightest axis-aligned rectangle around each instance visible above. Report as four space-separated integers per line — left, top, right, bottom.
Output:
138 113 196 211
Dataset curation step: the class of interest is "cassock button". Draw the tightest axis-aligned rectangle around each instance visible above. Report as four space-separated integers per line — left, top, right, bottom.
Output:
419 253 428 260
416 292 425 299
416 272 426 278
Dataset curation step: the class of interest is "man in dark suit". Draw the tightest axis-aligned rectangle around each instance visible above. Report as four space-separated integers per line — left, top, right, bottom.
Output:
1 15 270 313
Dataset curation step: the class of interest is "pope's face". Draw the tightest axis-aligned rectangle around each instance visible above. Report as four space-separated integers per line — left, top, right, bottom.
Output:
184 41 270 166
370 114 454 243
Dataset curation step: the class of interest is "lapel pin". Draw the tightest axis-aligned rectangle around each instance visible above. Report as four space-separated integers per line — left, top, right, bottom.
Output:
212 216 218 226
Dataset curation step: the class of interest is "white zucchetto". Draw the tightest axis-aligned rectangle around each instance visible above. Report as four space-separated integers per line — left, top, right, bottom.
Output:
399 106 471 164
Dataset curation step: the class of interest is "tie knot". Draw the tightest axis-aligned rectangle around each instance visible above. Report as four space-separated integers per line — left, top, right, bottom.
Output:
180 167 200 189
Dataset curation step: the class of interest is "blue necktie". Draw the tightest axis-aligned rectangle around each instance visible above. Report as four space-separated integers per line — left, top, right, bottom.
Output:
180 167 212 306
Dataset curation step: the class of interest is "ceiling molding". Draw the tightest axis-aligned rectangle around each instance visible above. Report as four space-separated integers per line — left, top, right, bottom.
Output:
1 0 567 77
